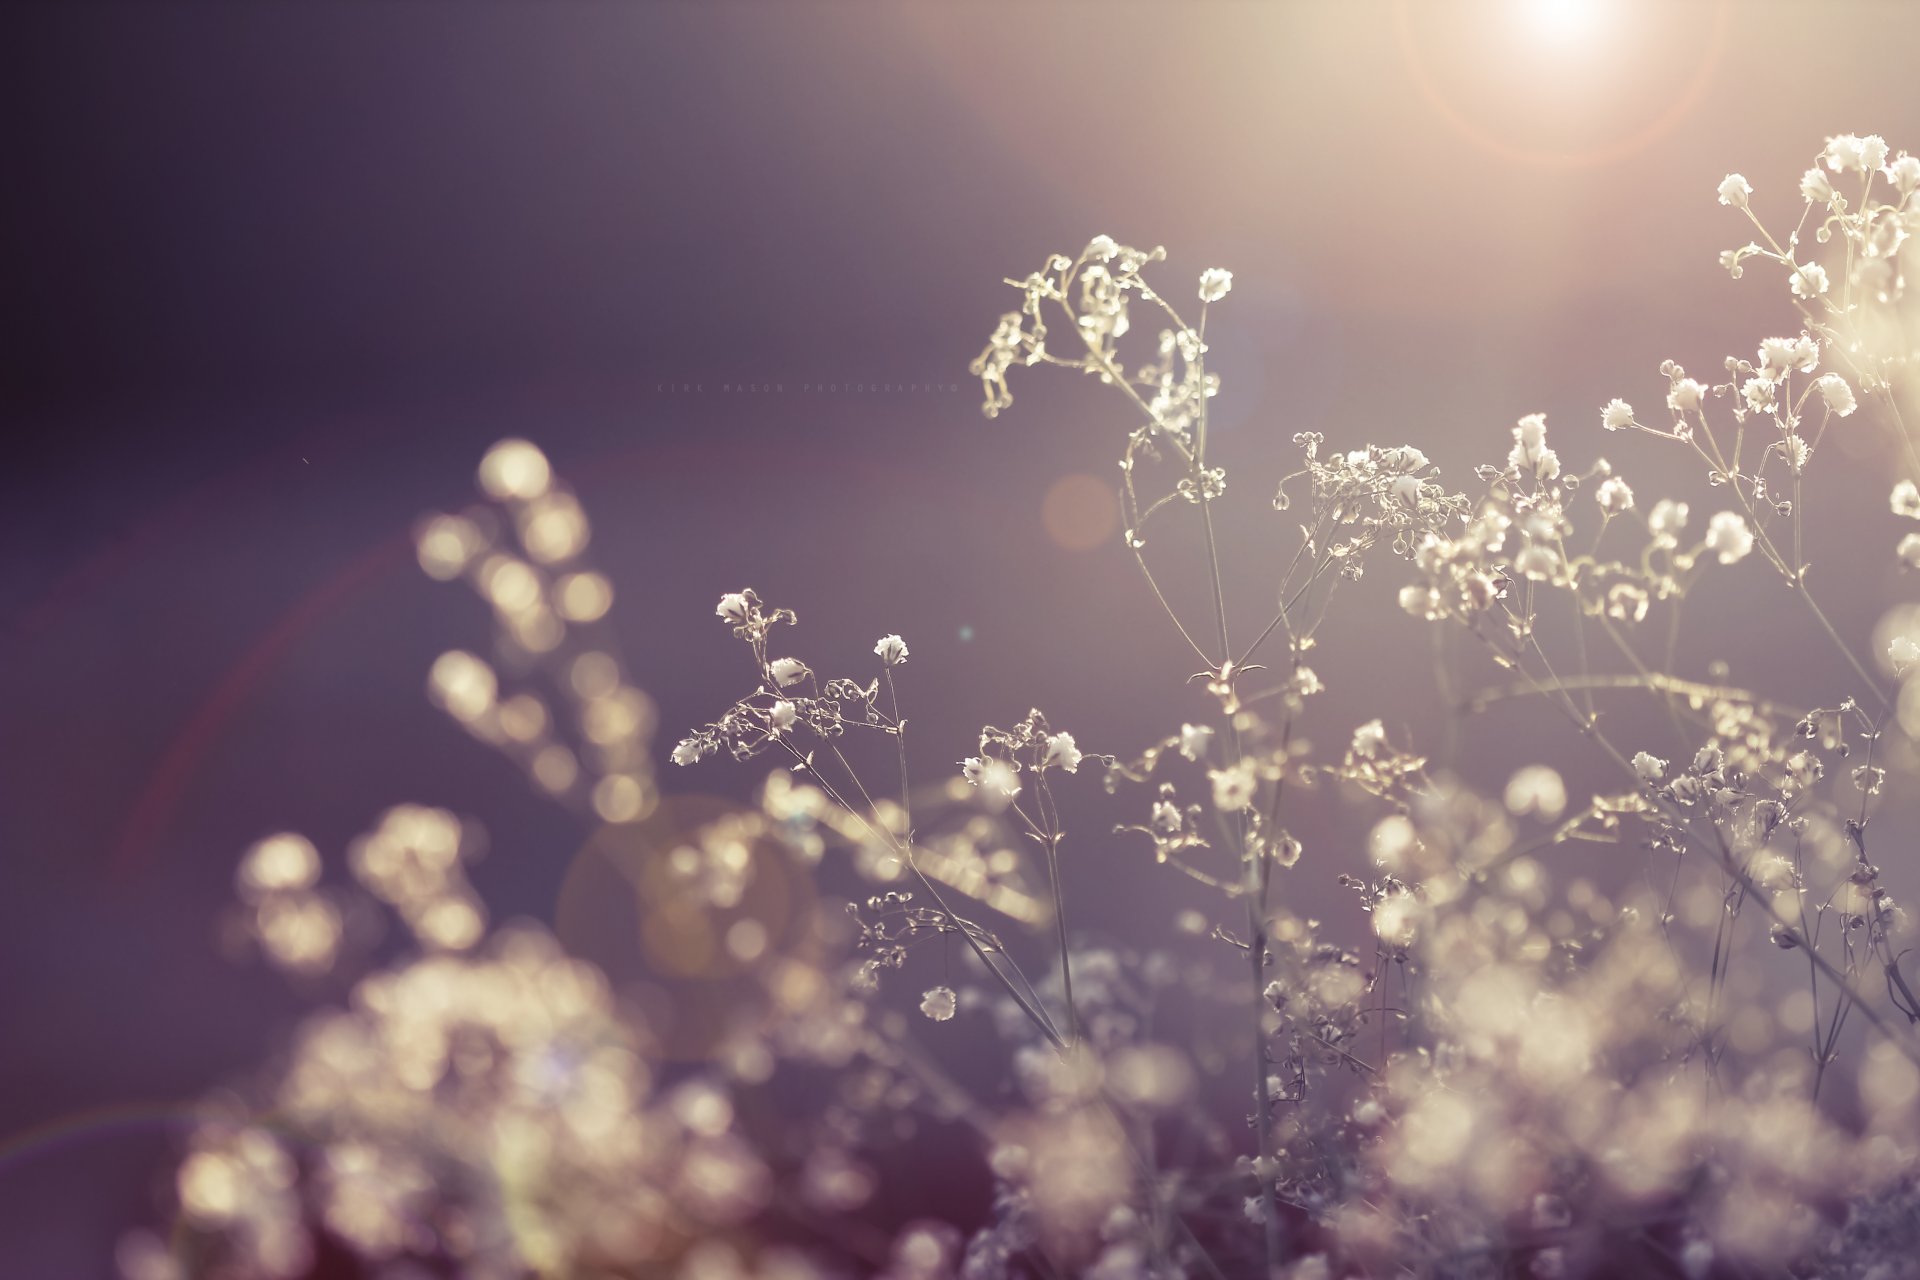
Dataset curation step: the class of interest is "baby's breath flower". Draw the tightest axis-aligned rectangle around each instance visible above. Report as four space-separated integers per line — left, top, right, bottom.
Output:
1044 732 1083 773
1892 480 1920 518
1800 167 1836 203
716 592 752 625
1508 413 1560 481
962 756 1021 801
1790 262 1830 298
1816 373 1858 418
1085 234 1119 262
1633 751 1668 783
769 657 810 687
1595 476 1634 515
1351 719 1387 759
919 986 957 1022
1743 376 1779 415
1197 268 1233 303
1667 377 1707 415
1891 635 1920 677
1150 800 1182 834
1887 152 1920 195
1716 173 1752 209
1824 134 1873 174
1649 499 1690 541
874 634 909 666
1177 723 1213 762
768 701 797 733
1601 398 1634 432
671 738 705 767
1898 532 1920 570
1210 759 1257 812
1705 511 1754 565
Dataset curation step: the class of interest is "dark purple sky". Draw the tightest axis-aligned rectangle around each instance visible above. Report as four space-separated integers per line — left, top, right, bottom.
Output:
5 2 1920 1273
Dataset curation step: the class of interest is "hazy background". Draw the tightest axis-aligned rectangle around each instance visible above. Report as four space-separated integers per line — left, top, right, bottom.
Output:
6 1 1920 1272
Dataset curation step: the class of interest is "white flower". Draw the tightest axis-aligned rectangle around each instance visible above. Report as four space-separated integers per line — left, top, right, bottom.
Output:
1351 719 1387 759
1716 173 1752 209
1291 667 1324 698
920 986 957 1022
1667 377 1707 415
1601 398 1635 432
1705 511 1753 565
1887 153 1920 196
769 657 810 687
1197 268 1233 303
1044 731 1083 773
671 738 704 767
1085 234 1119 262
1595 476 1634 515
1817 373 1857 418
1860 135 1890 172
1507 413 1560 481
1898 532 1920 570
769 700 797 732
1150 800 1182 835
1391 473 1423 507
1743 377 1778 416
1515 542 1560 581
716 592 752 625
1210 760 1257 812
1649 499 1690 541
1800 167 1836 203
1891 636 1920 677
1633 751 1668 783
874 634 909 666
962 756 1021 801
1790 262 1830 298
1177 723 1213 762
1892 480 1920 519
1824 134 1870 174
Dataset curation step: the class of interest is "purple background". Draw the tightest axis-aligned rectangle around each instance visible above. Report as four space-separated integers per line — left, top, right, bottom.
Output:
5 1 1920 1273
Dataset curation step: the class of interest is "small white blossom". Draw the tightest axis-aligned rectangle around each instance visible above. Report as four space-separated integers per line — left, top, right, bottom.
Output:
769 657 810 687
1197 268 1233 303
963 756 1021 801
1892 480 1920 519
1508 413 1560 481
1351 719 1387 759
1743 377 1778 416
1085 234 1119 262
1601 398 1634 432
1816 373 1857 418
1824 134 1872 174
1150 800 1182 834
1887 152 1920 195
1800 167 1836 203
1704 511 1754 565
1789 262 1829 298
1210 759 1257 812
1633 751 1668 783
716 592 752 625
1716 173 1752 209
1177 723 1214 762
1595 476 1634 515
920 986 957 1022
1898 532 1920 570
1044 732 1083 773
671 738 704 767
874 634 909 666
1892 636 1920 677
769 700 797 733
1649 499 1690 541
1667 378 1707 415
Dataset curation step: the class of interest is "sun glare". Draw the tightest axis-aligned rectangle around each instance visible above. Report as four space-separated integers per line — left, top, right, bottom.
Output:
1526 0 1601 42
